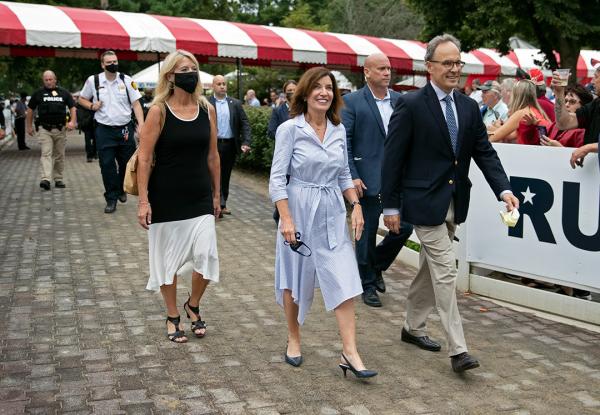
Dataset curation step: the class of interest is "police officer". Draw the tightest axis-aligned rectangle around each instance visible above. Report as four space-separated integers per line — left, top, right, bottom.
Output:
26 71 76 190
79 51 144 213
139 88 154 120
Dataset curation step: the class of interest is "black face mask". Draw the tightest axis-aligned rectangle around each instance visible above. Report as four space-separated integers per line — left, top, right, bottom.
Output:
174 72 199 94
105 63 118 73
286 92 294 102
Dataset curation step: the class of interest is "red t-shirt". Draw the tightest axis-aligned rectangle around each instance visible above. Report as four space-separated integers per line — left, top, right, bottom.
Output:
517 107 551 145
546 122 585 147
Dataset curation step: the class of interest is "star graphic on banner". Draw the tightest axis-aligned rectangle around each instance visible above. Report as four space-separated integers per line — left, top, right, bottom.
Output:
521 187 536 205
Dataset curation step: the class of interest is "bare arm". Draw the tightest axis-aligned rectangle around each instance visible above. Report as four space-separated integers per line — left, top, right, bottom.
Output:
207 105 221 218
570 143 599 169
67 106 77 130
342 187 364 241
136 105 162 229
488 109 525 142
132 99 144 129
78 96 93 110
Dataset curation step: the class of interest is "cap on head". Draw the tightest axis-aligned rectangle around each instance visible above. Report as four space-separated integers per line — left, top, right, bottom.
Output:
478 80 501 94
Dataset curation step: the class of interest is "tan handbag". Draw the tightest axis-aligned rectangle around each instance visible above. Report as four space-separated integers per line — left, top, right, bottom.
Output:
123 103 165 195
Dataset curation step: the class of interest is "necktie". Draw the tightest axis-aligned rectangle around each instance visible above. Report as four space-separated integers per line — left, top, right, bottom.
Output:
443 95 458 153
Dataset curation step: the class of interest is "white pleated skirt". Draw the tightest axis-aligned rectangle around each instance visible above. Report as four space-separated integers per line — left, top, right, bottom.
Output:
146 214 219 292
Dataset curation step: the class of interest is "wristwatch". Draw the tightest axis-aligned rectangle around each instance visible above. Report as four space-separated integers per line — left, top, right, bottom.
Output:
351 200 360 208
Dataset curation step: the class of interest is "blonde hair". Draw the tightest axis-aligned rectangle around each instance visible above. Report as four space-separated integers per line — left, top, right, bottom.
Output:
509 79 549 120
152 50 209 113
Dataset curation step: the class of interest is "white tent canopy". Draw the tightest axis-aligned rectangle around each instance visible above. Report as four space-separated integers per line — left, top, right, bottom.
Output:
132 62 214 90
331 70 354 91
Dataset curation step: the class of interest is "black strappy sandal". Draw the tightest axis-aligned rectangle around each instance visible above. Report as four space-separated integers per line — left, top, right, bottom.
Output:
184 297 207 338
166 315 187 343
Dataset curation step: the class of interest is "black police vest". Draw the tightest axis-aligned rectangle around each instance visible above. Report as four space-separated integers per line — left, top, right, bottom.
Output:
37 89 67 125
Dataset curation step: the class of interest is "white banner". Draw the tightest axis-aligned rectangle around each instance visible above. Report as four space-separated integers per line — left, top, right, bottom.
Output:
466 143 600 291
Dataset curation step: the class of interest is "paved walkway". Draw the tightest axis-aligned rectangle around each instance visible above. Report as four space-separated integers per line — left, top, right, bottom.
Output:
1 135 600 415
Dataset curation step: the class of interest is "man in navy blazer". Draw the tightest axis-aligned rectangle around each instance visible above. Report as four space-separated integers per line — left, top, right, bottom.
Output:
342 53 413 308
209 75 251 216
382 35 519 373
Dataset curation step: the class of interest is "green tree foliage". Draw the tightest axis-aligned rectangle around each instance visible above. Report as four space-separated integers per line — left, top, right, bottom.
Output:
282 1 328 31
326 0 422 39
407 0 600 83
236 106 274 172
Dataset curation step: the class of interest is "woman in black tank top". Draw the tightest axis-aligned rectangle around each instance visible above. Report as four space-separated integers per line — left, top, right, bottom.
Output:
136 50 221 344
148 103 213 222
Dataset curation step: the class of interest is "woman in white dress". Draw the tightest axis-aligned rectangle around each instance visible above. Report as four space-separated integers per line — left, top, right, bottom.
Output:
137 50 221 343
269 67 377 378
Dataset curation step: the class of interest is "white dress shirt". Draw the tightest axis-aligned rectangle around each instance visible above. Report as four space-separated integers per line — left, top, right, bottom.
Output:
368 86 393 134
431 81 459 131
80 72 141 126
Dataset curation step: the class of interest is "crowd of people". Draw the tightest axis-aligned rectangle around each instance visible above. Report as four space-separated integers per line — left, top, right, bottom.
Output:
3 32 598 380
461 64 599 301
0 93 31 149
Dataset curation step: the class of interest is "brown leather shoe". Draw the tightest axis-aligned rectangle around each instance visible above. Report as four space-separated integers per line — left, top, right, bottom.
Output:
221 207 231 215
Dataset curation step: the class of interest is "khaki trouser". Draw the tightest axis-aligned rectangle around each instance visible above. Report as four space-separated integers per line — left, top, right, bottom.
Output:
38 127 66 182
404 201 468 356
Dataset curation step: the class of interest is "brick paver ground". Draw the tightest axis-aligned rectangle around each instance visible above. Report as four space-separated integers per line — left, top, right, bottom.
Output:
1 135 600 414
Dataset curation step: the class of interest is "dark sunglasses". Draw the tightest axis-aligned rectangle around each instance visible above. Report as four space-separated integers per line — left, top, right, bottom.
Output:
284 232 312 257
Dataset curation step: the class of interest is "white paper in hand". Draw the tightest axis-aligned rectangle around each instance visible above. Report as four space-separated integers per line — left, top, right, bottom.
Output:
499 209 520 227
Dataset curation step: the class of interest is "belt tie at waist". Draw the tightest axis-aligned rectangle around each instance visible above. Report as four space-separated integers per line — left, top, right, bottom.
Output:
289 177 342 250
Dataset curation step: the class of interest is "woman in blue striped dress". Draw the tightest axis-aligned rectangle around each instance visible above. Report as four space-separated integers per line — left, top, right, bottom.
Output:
269 67 377 379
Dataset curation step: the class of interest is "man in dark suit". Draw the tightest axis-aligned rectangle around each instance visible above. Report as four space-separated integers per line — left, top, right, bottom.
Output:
267 80 296 140
382 34 519 373
342 53 413 308
209 75 251 217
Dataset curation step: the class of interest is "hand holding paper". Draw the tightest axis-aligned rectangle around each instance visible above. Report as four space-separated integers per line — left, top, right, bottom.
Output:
499 209 520 227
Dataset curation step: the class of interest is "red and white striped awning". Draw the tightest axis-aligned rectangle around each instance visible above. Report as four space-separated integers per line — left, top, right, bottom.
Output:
1 1 599 79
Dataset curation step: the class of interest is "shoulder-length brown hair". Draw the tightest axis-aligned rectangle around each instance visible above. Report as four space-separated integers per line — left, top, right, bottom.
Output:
289 67 343 125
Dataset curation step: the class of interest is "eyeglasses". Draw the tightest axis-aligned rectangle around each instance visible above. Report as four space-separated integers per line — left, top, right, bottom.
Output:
284 232 312 257
429 60 466 70
565 99 580 105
